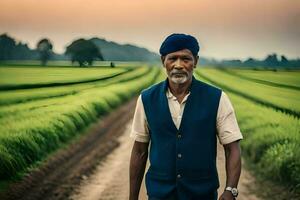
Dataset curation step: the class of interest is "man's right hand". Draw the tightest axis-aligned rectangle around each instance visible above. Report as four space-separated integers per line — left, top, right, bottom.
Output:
218 191 236 200
129 141 149 200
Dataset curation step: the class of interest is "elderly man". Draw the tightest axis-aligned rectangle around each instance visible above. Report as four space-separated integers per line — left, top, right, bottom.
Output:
129 33 243 200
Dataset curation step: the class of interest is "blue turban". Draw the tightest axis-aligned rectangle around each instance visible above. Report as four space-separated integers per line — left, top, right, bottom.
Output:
159 33 200 56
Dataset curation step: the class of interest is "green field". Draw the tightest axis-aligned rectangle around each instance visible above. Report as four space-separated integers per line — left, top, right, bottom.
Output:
195 67 300 192
0 67 127 87
0 64 299 194
0 64 164 180
0 67 151 105
196 68 300 118
221 68 300 89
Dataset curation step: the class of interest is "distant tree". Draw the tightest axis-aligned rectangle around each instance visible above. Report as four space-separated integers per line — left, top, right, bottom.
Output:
0 33 16 60
36 38 53 65
281 55 288 63
264 53 279 66
65 39 104 67
244 58 255 66
110 62 115 68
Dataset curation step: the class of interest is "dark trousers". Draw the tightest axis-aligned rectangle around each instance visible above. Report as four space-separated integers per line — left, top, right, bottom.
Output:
148 190 218 200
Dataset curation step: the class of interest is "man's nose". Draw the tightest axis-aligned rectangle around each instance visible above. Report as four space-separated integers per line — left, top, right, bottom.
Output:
174 59 183 69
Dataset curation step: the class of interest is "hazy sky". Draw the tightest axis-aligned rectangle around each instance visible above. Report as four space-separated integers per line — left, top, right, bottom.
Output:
0 0 299 59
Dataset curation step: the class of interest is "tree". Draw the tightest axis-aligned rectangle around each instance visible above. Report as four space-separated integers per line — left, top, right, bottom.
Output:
281 55 288 63
65 39 104 67
110 62 115 68
0 33 16 60
264 53 279 66
36 38 53 65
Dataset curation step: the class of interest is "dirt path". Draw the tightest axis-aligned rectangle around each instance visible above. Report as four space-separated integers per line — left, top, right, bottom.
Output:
70 121 260 200
217 144 260 200
0 98 137 200
70 122 138 200
1 97 261 200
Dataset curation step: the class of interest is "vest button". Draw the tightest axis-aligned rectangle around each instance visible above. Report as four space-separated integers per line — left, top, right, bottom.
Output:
177 174 181 178
178 153 182 158
177 134 182 138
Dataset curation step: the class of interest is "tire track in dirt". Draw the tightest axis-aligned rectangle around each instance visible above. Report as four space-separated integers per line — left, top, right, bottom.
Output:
0 98 137 200
71 125 261 200
70 122 140 200
1 96 261 200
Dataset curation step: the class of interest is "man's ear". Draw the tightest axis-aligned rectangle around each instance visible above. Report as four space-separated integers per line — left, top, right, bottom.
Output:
161 56 165 66
194 55 199 68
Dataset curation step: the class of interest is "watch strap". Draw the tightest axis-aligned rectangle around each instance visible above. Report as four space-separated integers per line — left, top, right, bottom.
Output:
225 186 238 197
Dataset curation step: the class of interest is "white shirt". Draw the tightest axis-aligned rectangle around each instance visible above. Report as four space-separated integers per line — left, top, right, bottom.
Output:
130 89 243 145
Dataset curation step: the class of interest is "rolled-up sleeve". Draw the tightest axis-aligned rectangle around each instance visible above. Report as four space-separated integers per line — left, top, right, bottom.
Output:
217 92 243 145
130 95 150 143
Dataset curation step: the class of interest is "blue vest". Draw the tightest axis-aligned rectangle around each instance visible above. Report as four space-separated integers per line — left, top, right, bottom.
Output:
141 76 222 199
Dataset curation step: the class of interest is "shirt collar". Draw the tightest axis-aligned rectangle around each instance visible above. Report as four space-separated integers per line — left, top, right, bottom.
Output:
166 87 191 103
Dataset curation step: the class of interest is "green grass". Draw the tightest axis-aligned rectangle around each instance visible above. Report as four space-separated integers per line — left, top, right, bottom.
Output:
194 69 300 193
2 64 299 195
0 66 130 90
0 65 161 180
223 68 300 88
219 68 300 91
196 68 300 118
0 66 150 106
0 60 155 67
230 92 300 191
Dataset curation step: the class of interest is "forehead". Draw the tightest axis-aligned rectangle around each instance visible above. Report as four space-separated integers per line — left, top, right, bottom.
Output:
165 49 194 57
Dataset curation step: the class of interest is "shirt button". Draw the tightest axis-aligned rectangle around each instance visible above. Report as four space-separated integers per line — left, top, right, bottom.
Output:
178 153 182 158
177 174 181 178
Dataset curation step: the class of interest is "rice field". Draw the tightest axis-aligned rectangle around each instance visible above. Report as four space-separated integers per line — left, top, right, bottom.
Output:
195 67 300 192
0 63 299 194
0 64 163 180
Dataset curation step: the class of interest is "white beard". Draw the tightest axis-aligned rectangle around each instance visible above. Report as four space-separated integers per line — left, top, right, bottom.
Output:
166 68 193 84
170 74 188 84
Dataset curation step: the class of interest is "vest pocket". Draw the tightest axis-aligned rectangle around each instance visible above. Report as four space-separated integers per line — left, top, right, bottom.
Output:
145 170 176 198
183 169 213 180
146 168 175 180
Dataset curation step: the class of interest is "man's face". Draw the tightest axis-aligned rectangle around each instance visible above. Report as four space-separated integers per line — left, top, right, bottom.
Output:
161 49 198 84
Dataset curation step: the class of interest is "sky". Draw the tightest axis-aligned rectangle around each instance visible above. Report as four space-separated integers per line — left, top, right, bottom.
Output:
0 0 299 60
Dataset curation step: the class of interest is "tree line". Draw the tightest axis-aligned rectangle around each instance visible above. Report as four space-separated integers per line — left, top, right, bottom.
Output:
200 54 300 68
1 33 299 68
0 33 104 66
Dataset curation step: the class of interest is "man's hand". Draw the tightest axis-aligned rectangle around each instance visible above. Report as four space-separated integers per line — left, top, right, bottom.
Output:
223 141 241 197
129 141 149 200
219 191 235 200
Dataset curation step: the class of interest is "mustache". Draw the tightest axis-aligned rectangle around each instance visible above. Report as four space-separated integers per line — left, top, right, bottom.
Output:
170 69 188 76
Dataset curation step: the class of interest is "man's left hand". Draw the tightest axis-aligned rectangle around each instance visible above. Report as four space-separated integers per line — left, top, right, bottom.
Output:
218 191 236 200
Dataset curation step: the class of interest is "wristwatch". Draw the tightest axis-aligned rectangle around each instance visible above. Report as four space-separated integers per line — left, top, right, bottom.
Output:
225 186 238 197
